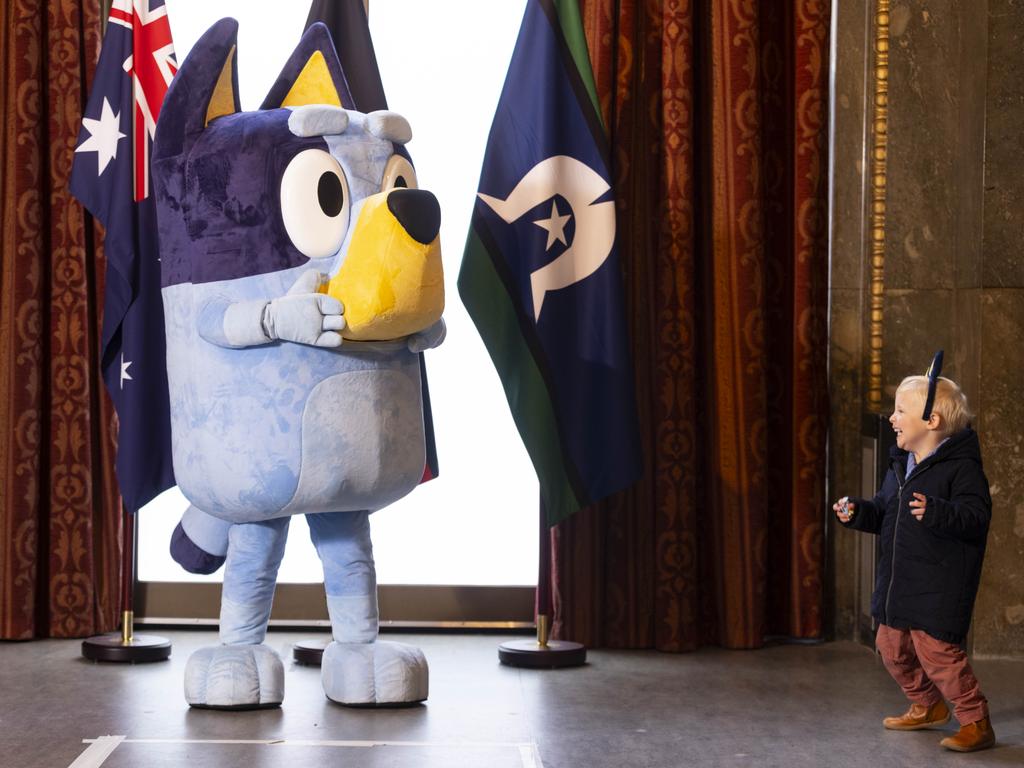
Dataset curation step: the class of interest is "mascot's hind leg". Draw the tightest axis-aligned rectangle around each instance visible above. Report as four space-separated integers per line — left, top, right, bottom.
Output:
184 517 290 709
307 511 429 706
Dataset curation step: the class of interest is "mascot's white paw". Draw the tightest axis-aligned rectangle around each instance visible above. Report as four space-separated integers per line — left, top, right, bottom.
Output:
322 640 428 706
184 644 284 709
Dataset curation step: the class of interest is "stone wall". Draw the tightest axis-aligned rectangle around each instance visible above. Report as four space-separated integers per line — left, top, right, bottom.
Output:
972 0 1024 658
828 0 1024 657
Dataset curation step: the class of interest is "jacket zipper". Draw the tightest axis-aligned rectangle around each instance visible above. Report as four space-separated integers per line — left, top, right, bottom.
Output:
883 456 935 625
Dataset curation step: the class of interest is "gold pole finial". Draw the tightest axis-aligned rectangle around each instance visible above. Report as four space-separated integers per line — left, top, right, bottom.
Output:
121 610 134 645
536 614 551 648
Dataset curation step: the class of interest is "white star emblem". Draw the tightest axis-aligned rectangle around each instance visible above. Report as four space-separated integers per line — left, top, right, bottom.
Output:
120 354 133 390
75 98 126 175
532 200 572 251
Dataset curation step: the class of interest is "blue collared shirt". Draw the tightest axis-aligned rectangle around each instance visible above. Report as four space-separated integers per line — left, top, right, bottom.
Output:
906 437 950 478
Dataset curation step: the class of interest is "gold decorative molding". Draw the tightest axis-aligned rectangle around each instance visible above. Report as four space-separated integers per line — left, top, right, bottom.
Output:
868 1 890 410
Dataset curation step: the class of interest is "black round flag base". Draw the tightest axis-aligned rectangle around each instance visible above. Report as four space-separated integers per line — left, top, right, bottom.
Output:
293 638 330 666
498 639 587 669
81 633 171 663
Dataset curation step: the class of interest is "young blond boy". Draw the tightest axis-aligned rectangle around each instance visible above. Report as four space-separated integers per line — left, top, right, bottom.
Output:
835 375 994 752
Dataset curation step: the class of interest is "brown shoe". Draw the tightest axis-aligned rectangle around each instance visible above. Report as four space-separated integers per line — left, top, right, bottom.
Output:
940 718 996 752
883 700 951 730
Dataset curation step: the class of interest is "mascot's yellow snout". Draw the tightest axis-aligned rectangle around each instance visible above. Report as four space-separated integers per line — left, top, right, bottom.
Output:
323 188 444 342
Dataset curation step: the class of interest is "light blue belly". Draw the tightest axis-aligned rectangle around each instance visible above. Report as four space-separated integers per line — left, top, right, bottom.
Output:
280 368 426 515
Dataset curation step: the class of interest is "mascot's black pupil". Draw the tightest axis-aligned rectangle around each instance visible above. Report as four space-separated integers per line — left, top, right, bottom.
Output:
394 176 408 189
317 172 344 217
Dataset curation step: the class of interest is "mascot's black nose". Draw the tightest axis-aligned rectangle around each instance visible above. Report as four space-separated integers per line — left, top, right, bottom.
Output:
387 189 441 245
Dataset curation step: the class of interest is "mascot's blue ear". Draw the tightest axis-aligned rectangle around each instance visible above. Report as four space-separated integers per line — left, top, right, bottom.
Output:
260 22 354 110
302 1 389 113
153 17 241 162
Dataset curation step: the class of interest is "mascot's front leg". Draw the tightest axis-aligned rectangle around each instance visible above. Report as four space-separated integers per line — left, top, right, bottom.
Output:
184 518 290 709
307 511 429 706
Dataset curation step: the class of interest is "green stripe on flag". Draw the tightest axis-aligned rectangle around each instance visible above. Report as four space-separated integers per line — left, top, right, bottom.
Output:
458 225 583 525
551 0 603 130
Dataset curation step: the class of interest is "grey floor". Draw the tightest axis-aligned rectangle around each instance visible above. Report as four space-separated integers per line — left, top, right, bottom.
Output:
0 631 1022 768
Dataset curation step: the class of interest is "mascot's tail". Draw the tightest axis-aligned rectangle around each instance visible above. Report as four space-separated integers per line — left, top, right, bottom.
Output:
170 505 232 574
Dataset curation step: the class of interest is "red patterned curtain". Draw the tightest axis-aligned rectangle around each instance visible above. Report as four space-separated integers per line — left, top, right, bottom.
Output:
552 0 829 650
1 2 122 638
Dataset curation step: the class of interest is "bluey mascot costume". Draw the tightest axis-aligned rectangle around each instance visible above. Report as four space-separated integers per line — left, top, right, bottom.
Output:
152 18 444 709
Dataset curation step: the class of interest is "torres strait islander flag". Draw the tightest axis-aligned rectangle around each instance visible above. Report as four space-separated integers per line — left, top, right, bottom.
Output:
70 0 176 512
458 0 642 525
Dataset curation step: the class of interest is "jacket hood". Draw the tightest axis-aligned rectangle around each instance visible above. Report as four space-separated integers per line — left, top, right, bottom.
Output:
888 426 982 466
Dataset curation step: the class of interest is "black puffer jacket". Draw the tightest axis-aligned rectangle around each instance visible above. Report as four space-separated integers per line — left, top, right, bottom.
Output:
843 427 991 644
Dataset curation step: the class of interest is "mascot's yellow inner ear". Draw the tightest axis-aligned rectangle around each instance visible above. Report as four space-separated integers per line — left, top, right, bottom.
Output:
325 193 444 342
281 51 344 108
205 46 238 126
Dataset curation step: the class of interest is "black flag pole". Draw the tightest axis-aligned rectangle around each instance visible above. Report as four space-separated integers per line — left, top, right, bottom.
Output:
498 498 586 668
81 498 171 662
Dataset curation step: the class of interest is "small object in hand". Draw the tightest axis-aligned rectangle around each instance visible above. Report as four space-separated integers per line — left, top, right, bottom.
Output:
839 498 854 519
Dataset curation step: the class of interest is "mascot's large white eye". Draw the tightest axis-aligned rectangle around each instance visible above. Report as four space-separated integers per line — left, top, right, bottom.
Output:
280 149 351 259
381 154 418 192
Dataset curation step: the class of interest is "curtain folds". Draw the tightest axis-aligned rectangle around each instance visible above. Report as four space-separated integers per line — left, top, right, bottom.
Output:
551 0 830 650
1 1 121 639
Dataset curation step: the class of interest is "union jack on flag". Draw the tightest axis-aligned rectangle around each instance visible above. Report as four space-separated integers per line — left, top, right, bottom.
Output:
109 0 177 200
70 0 177 512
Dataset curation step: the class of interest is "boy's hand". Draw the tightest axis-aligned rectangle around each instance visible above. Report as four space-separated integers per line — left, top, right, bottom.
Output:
909 492 928 521
833 497 855 523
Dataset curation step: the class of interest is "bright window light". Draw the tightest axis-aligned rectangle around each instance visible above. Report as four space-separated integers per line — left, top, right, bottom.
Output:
138 0 537 587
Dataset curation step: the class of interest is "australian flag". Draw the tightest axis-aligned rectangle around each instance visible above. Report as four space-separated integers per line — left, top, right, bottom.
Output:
458 0 642 525
70 0 176 512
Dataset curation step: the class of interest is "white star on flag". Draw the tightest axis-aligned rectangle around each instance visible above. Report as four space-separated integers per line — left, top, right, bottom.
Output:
75 98 125 175
120 354 133 389
533 200 572 251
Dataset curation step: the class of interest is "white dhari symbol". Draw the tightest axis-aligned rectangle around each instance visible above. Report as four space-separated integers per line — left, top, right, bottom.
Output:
478 155 616 322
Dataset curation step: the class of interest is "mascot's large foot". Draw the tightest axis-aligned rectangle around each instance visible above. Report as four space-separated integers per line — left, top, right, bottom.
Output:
185 644 284 709
322 640 428 706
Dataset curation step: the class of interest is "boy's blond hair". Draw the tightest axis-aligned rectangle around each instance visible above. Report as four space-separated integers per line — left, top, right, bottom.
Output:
896 375 973 436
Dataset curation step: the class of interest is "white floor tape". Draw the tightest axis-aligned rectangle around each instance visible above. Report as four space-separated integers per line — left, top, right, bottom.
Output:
67 736 125 768
74 737 545 768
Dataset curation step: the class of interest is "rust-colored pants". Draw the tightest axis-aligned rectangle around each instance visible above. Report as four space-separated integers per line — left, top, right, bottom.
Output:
875 624 989 724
